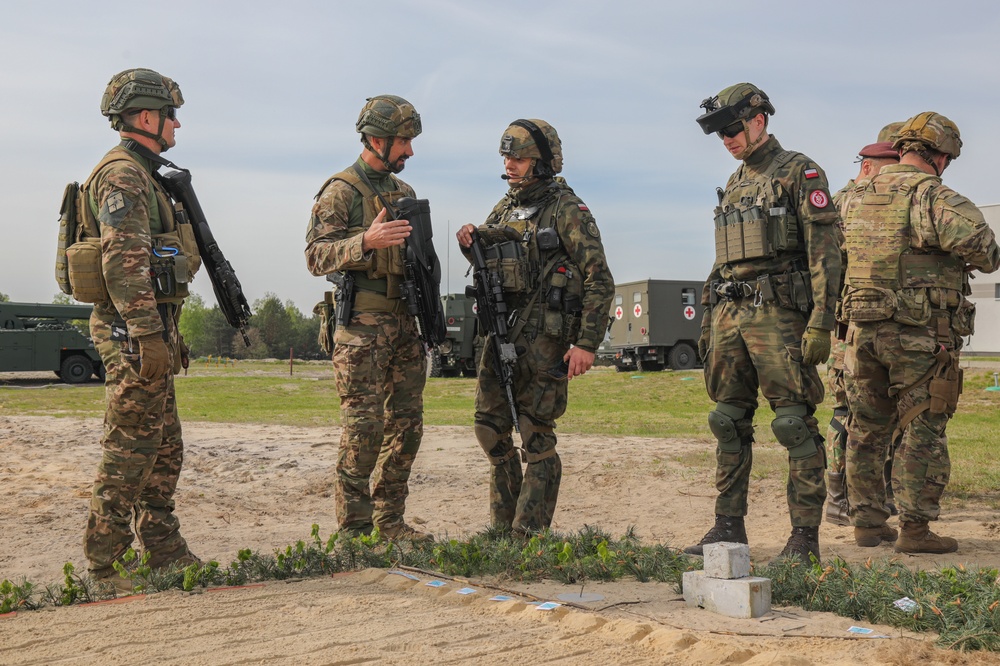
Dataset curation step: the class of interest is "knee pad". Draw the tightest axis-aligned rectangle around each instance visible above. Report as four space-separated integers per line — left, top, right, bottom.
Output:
475 422 517 466
708 402 746 453
772 405 819 459
517 415 557 463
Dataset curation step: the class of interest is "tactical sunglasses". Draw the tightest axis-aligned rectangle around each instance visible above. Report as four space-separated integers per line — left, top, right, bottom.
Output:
162 106 177 120
717 122 744 139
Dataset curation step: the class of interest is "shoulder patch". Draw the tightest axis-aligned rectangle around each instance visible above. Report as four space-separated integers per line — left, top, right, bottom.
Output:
586 221 601 239
98 190 134 228
804 168 819 179
578 203 590 212
809 190 830 209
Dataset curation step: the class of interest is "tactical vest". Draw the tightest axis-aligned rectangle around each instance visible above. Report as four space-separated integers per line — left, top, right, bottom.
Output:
842 171 965 325
59 147 200 304
479 180 585 343
322 167 408 299
714 151 803 265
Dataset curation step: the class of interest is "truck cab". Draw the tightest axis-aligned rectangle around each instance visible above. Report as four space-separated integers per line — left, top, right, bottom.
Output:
0 301 103 383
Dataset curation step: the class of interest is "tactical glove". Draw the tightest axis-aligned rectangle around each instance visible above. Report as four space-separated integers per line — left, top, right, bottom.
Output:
801 327 831 366
137 333 171 381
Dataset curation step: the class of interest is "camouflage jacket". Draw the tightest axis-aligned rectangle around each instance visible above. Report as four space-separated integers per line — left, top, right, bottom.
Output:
304 157 416 279
843 164 1000 279
477 178 614 352
703 137 843 331
87 143 170 338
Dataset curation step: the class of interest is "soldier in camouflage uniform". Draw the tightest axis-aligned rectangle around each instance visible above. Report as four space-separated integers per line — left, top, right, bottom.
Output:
83 68 202 589
456 120 614 534
825 126 902 527
685 84 842 561
305 95 432 543
841 112 1000 552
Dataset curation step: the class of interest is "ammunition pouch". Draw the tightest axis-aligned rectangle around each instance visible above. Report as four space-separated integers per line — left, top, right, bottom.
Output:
486 243 534 294
892 288 931 327
714 198 800 265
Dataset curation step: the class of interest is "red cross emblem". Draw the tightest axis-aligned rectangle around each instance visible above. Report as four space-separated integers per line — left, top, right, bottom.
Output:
683 306 696 320
634 304 642 317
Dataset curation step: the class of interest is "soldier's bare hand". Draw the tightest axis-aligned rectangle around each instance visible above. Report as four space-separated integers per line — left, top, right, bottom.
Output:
362 208 410 250
456 224 476 248
564 346 595 379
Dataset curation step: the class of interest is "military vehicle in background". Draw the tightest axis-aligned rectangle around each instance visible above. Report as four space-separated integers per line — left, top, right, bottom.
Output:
428 293 481 378
608 279 705 372
0 301 102 383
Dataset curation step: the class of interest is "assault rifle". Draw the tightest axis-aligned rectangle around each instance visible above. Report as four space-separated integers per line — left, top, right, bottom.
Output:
394 197 447 347
159 168 253 346
465 229 520 432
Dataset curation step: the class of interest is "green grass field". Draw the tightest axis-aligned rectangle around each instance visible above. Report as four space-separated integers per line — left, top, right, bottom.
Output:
3 363 1000 496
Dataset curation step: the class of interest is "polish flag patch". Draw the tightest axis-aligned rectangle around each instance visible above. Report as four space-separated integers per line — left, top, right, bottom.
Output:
578 204 590 212
810 190 830 208
804 168 819 179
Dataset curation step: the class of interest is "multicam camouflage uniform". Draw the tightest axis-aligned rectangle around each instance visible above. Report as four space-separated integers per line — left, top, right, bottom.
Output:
688 84 842 559
470 120 614 534
305 96 427 539
842 112 1000 552
84 69 199 578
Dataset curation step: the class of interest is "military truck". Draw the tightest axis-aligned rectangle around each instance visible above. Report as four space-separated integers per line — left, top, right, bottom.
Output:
428 293 481 378
0 301 103 383
608 279 705 371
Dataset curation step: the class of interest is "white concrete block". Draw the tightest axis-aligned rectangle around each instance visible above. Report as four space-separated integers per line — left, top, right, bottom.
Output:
682 570 771 619
703 542 751 580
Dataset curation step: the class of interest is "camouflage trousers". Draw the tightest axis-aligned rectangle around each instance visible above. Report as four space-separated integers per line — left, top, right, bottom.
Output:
85 319 189 576
475 327 567 533
844 319 956 527
826 335 849 473
704 299 826 526
332 311 425 534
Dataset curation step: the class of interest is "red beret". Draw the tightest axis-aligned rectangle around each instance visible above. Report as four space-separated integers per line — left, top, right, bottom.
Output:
858 141 899 160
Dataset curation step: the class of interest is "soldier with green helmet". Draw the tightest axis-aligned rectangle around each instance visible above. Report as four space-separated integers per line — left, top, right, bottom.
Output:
825 127 902 528
456 119 614 534
305 95 432 543
841 112 1000 553
687 83 842 561
82 68 202 590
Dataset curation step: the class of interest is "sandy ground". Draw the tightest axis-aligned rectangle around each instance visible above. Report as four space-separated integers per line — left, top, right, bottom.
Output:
3 390 1000 664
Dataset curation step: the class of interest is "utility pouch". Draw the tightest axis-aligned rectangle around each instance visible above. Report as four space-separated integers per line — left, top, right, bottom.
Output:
767 205 795 252
842 288 896 322
543 309 564 339
66 238 108 303
314 292 336 354
951 297 976 337
173 213 202 279
151 231 189 302
892 288 931 327
56 182 80 295
562 311 582 344
547 270 568 310
714 207 728 264
928 357 962 415
486 241 533 293
789 270 811 312
740 206 770 259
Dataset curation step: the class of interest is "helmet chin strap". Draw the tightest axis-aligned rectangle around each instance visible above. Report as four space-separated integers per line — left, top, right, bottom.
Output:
117 111 170 152
733 119 765 160
363 135 398 172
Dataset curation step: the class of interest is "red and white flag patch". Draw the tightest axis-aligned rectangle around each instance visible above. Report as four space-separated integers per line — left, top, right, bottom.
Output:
578 204 590 212
804 168 819 179
810 190 829 208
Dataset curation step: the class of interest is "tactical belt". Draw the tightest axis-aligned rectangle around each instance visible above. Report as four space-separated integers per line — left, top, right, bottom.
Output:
710 269 812 312
352 288 408 315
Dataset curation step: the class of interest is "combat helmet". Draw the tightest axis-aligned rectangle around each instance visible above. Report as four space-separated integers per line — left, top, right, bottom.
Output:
696 82 774 136
101 68 183 151
877 121 905 144
499 119 563 179
356 95 421 172
893 112 962 171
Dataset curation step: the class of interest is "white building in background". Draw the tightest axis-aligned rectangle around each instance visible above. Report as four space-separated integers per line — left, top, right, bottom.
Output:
964 204 1000 355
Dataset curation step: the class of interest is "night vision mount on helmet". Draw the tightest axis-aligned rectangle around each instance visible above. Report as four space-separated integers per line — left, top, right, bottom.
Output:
696 82 774 135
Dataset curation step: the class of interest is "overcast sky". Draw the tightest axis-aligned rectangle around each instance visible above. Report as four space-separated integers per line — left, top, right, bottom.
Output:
2 0 998 313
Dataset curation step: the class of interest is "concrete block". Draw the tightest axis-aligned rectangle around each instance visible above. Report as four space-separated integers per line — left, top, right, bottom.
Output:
703 542 751 580
683 570 771 619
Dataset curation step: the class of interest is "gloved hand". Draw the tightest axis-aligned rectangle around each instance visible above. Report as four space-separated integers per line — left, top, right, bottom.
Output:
801 327 832 366
698 310 712 362
137 333 171 381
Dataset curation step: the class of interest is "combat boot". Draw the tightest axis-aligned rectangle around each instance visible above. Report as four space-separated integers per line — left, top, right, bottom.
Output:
778 526 820 562
824 472 850 526
683 515 747 556
895 520 958 554
854 524 898 547
380 523 434 544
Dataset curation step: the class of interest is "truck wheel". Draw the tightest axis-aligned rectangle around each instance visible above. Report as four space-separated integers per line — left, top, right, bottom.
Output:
60 355 94 384
427 350 442 378
668 343 697 370
614 364 629 373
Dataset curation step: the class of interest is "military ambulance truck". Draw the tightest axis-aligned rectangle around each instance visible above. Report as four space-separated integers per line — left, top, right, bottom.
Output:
0 301 102 383
608 279 705 371
427 293 481 378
